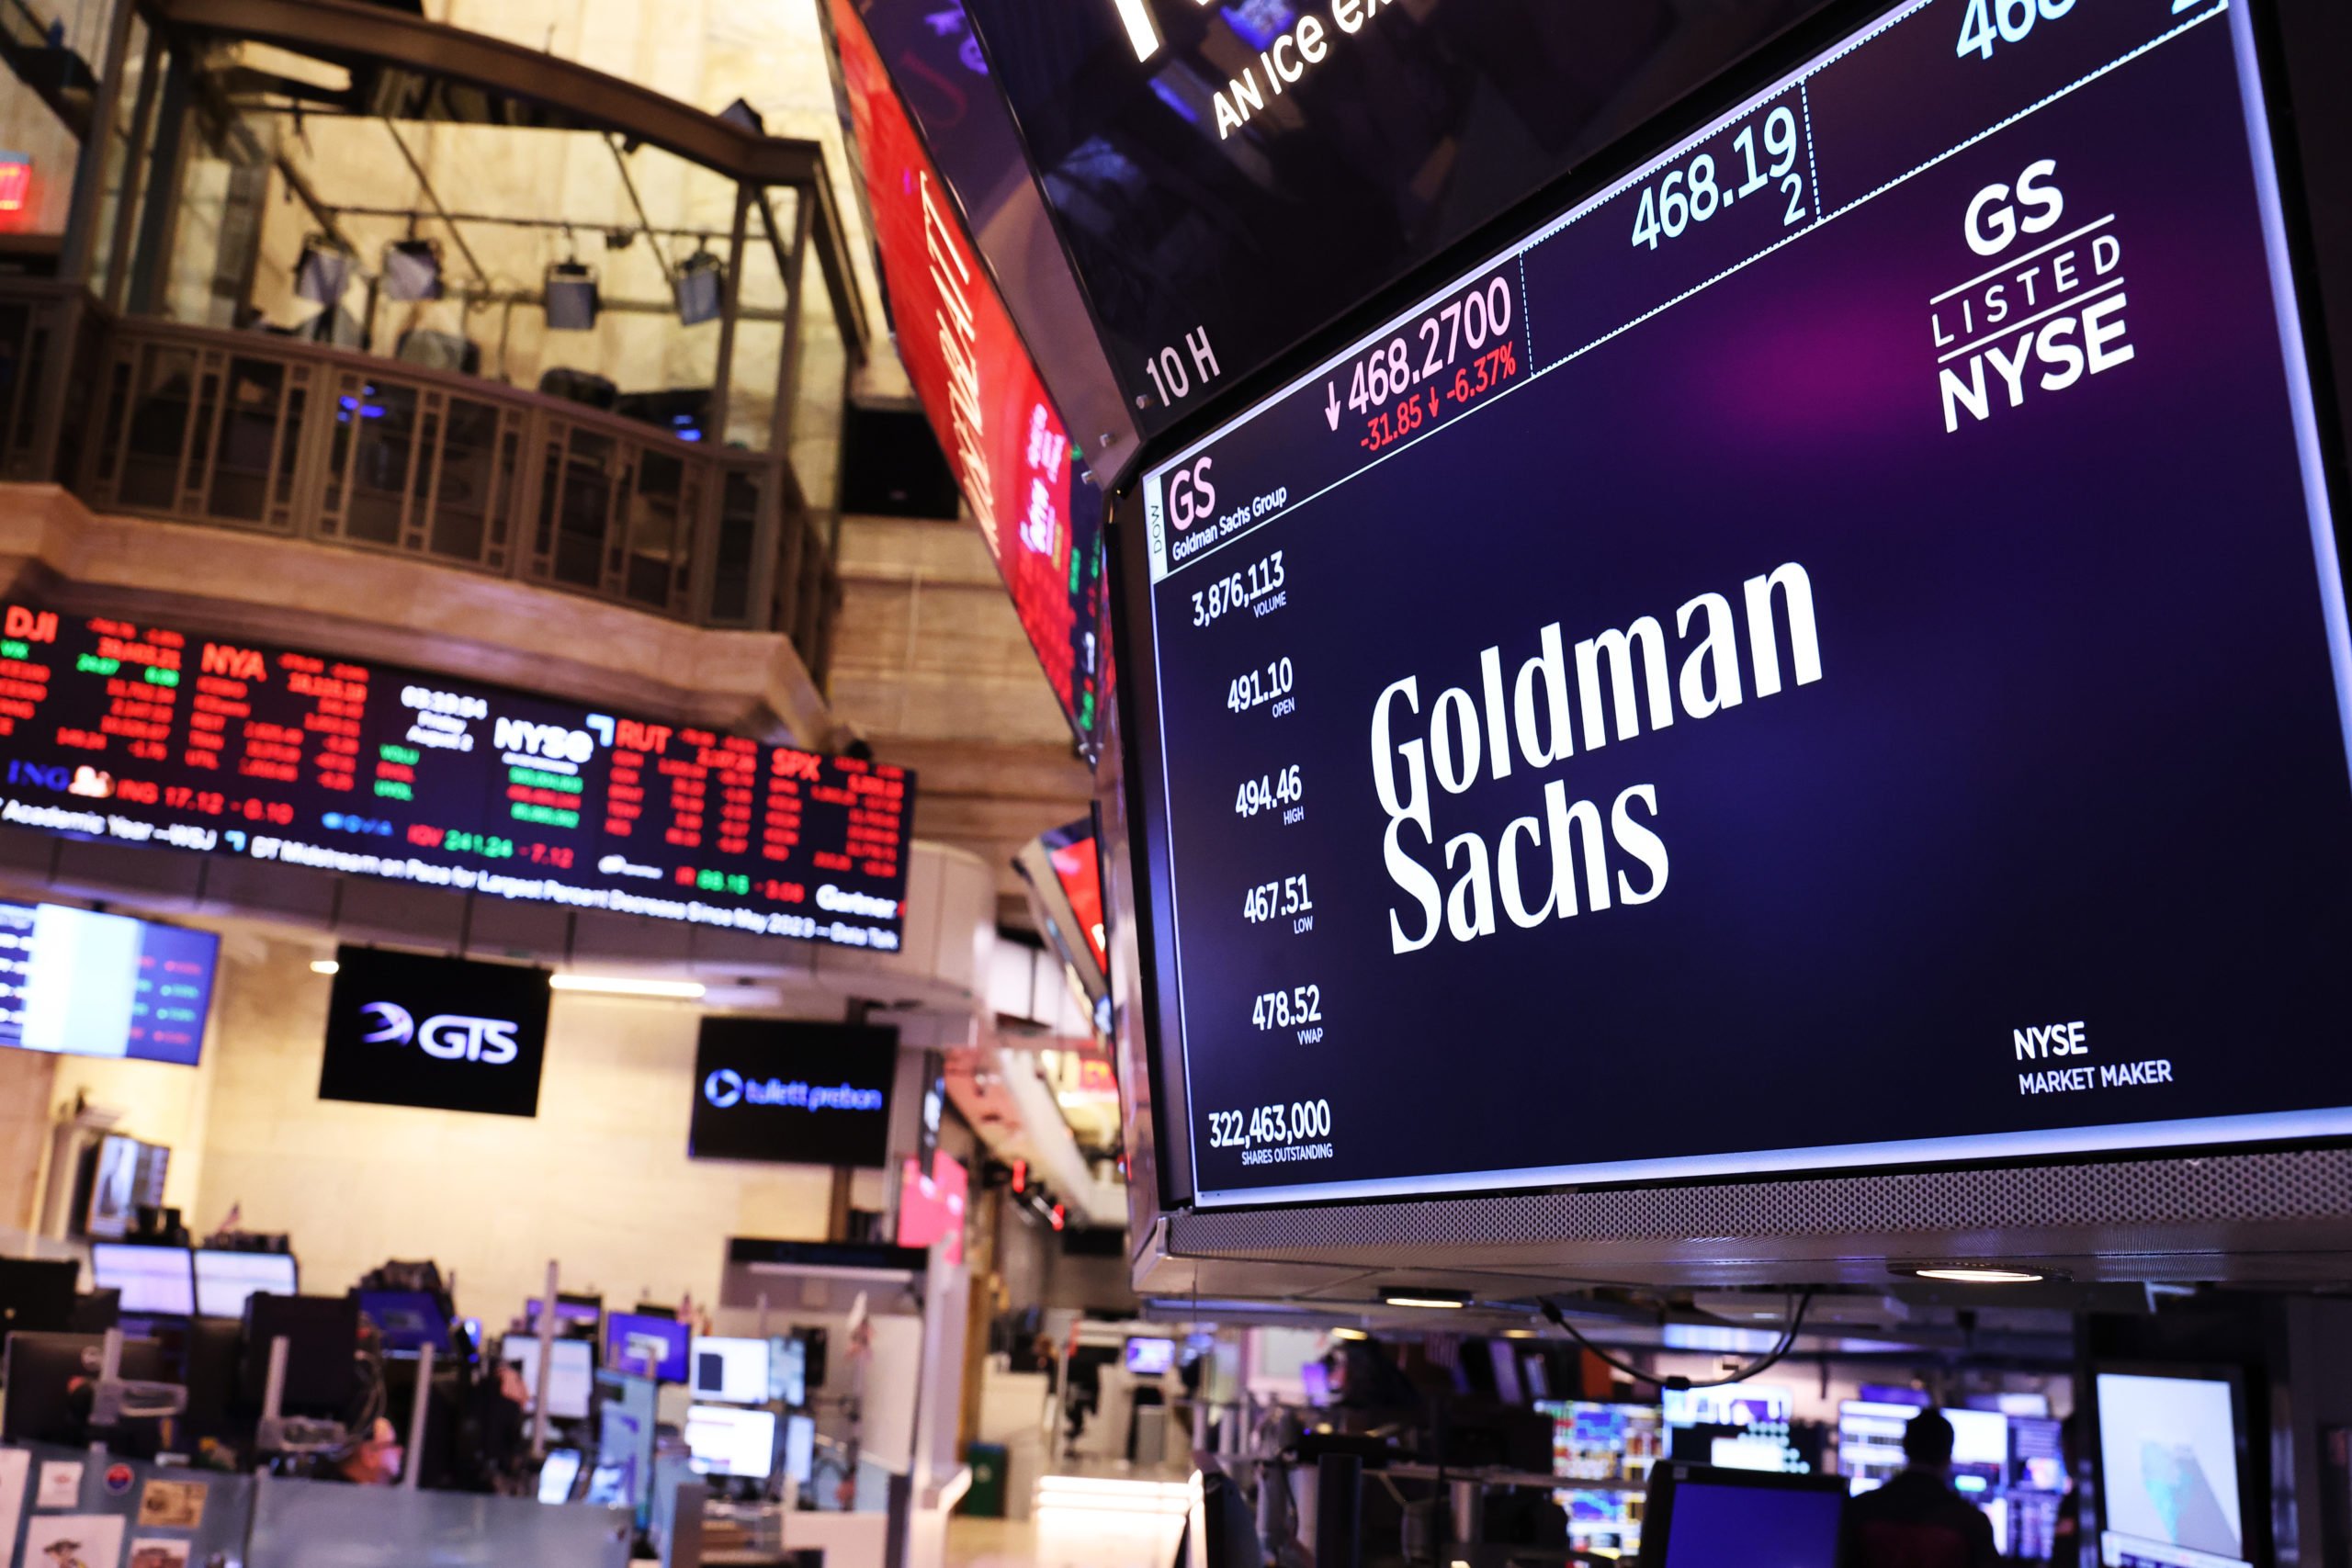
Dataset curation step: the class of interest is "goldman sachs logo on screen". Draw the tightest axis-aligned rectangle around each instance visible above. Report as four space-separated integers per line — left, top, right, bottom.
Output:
359 1001 522 1064
704 1069 884 1114
1372 562 1825 955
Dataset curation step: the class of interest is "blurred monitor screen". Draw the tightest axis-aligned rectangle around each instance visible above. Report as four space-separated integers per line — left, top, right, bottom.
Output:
1124 1337 1177 1376
503 1337 595 1421
685 1404 777 1480
194 1250 297 1320
605 1313 689 1383
0 902 218 1066
90 1244 193 1317
689 1337 771 1404
2096 1371 2249 1568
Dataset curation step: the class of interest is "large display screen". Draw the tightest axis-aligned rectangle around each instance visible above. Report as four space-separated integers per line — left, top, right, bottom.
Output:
1117 0 2352 1205
2095 1371 2248 1568
0 604 911 949
318 947 553 1119
959 0 1831 441
689 1017 898 1168
830 0 1108 756
0 901 217 1065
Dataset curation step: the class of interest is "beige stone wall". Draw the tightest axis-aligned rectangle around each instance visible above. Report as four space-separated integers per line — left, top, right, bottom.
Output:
51 932 840 1322
830 514 1093 918
0 1050 59 1234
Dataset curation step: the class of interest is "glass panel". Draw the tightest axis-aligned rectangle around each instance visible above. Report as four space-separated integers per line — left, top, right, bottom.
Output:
117 343 198 509
550 429 613 588
625 448 683 607
429 396 502 564
207 355 288 523
338 381 419 545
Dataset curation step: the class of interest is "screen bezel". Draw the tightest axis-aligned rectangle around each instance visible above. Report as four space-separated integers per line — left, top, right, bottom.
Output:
2089 1361 2258 1568
1103 0 2352 1220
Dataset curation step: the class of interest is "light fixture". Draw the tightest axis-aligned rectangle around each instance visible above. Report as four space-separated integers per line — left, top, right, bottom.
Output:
310 959 340 976
1329 1326 1367 1341
382 238 444 301
544 259 600 331
548 975 707 999
1910 1267 2045 1285
1383 1291 1470 1310
674 250 726 326
1501 1328 1538 1339
296 235 350 304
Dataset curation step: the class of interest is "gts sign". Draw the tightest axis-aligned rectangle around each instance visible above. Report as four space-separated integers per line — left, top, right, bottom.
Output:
360 1000 523 1064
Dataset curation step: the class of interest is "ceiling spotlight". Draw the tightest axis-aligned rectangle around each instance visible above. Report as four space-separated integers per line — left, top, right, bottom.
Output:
548 975 707 999
674 251 726 326
1383 1291 1470 1310
310 959 340 976
382 238 444 301
545 260 600 331
1329 1327 1367 1341
1910 1267 2045 1285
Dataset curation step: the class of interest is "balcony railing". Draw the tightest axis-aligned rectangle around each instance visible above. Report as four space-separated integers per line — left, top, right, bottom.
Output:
0 283 837 681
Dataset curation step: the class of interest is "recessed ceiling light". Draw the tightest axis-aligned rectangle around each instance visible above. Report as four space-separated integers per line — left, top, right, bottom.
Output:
310 959 339 976
1912 1267 2044 1285
1383 1292 1469 1310
1329 1326 1368 1341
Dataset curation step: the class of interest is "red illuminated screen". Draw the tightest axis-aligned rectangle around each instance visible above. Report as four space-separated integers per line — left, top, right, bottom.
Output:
0 604 913 949
1048 836 1107 973
0 156 28 218
831 0 1102 749
895 1152 967 1263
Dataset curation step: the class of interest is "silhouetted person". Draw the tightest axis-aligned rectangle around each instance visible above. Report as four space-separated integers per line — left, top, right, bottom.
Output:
1840 1409 1999 1568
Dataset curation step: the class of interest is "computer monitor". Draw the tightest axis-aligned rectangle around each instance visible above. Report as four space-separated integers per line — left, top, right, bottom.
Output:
504 1337 595 1421
768 1335 807 1406
2010 1416 2066 1493
0 1258 78 1336
244 1294 359 1412
593 1370 658 1520
688 1337 770 1404
538 1448 583 1504
1299 1361 1331 1407
2094 1368 2251 1568
605 1313 689 1383
194 1250 298 1320
525 1296 605 1333
684 1404 776 1480
1125 1337 1177 1377
1947 1408 2010 1469
1 1331 168 1442
356 1289 452 1356
90 1244 194 1316
783 1412 816 1484
1487 1339 1525 1405
1639 1462 1847 1567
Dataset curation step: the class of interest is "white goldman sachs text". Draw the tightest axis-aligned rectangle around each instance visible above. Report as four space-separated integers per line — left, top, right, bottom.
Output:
1372 561 1823 953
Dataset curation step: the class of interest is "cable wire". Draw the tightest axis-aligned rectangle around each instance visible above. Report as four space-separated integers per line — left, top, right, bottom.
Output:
1539 1289 1817 1392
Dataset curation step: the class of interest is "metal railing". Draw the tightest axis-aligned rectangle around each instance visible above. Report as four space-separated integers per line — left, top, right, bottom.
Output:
0 286 836 681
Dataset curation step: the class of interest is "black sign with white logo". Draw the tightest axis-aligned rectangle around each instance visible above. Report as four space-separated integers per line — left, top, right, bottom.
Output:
690 1018 898 1169
318 947 551 1118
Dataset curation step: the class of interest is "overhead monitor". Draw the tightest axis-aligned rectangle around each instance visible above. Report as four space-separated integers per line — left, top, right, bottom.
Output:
829 0 1106 757
193 1249 298 1320
688 1337 772 1405
317 948 552 1118
684 1404 777 1480
1013 817 1111 1029
1642 1462 1847 1567
2095 1369 2250 1568
0 902 217 1066
0 604 912 950
89 1243 194 1317
688 1018 897 1168
1124 1337 1177 1377
1114 0 2352 1213
605 1312 690 1383
503 1336 595 1421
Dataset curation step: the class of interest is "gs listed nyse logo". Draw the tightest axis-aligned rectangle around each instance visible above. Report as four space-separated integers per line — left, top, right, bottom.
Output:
359 1000 522 1064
